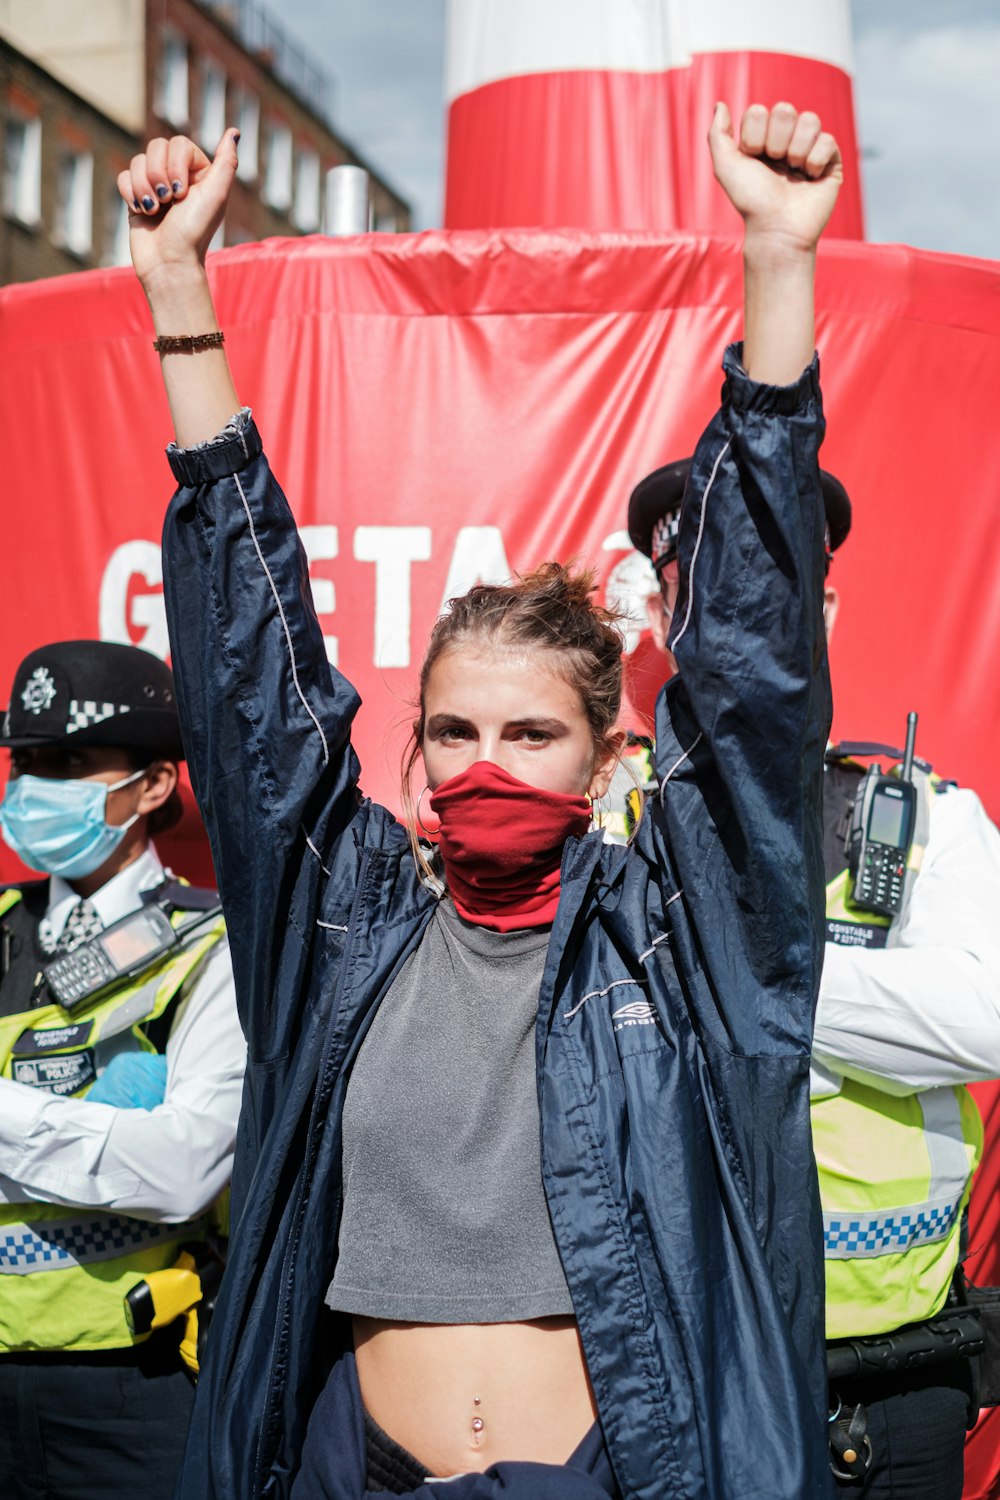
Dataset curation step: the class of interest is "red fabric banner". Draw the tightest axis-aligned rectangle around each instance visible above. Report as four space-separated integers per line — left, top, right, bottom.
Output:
1 233 998 1489
2 230 998 854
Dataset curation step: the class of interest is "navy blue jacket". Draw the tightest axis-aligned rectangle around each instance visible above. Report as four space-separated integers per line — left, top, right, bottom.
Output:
163 346 833 1500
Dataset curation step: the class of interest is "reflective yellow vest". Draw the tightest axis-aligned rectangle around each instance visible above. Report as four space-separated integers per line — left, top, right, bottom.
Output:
0 886 226 1353
814 769 983 1340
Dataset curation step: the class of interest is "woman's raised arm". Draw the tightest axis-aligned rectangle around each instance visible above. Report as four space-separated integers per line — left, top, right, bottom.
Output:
118 130 242 445
119 131 367 1067
653 102 841 1054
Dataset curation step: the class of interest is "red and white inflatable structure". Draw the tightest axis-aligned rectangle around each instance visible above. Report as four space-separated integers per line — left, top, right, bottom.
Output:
445 0 864 236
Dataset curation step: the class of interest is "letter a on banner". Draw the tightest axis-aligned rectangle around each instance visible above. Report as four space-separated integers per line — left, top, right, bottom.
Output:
445 0 864 237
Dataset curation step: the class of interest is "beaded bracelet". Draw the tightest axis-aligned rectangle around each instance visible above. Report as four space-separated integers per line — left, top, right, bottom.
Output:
151 331 226 354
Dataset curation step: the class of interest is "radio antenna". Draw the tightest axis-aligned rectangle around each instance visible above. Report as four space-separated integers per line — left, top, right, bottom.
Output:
901 711 918 783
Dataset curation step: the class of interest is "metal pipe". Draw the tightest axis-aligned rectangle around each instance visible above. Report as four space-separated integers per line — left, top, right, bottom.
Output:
325 165 370 236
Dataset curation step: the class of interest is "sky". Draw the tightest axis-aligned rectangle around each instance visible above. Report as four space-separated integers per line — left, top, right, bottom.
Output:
280 0 1000 259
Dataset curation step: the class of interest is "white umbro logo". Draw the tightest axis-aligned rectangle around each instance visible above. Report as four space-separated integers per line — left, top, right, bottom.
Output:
611 999 656 1031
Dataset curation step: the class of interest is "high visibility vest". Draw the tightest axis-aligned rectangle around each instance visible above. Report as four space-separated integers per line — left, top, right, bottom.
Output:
597 734 657 845
0 886 226 1353
813 767 984 1340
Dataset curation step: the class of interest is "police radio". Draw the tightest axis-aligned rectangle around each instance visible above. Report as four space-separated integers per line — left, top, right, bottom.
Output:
42 893 221 1011
845 712 919 918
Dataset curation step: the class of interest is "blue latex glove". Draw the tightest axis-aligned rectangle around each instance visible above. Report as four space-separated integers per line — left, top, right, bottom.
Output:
87 1053 168 1109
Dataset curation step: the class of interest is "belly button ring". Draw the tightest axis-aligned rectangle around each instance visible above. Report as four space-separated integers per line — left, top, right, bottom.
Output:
472 1398 484 1441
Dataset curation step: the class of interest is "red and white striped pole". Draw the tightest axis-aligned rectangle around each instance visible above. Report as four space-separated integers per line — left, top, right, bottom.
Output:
444 0 864 237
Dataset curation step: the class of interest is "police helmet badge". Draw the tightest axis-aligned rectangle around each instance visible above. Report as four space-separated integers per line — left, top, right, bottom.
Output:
21 667 57 716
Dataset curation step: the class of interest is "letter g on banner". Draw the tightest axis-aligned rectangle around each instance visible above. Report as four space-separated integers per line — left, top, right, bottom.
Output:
99 541 169 660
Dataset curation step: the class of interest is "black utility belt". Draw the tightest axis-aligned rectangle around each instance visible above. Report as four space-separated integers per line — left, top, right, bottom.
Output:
0 1325 186 1370
828 1289 1000 1409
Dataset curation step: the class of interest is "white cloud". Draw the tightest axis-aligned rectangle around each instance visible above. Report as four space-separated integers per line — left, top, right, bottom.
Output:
852 14 1000 256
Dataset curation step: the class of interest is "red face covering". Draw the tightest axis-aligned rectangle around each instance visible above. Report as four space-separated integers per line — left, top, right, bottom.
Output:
429 761 592 931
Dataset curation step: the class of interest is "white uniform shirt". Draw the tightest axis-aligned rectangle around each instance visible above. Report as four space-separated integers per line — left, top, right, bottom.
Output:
812 785 1000 1098
0 845 245 1222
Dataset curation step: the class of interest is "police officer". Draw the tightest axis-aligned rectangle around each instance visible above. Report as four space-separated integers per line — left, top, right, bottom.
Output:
0 640 245 1499
626 462 1000 1499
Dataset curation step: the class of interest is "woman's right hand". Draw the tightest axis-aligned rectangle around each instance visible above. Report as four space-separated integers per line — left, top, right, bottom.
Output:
117 129 240 288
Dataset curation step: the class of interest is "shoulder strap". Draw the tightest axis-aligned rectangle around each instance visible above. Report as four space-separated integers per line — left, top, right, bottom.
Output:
827 740 933 775
141 879 222 915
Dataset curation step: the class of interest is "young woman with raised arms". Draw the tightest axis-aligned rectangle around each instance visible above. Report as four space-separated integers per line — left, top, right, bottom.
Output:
120 102 841 1499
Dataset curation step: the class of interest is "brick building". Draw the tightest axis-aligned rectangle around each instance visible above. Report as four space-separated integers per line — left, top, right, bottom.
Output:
1 0 410 285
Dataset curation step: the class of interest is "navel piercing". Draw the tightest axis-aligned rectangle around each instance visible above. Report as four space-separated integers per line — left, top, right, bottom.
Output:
472 1397 484 1441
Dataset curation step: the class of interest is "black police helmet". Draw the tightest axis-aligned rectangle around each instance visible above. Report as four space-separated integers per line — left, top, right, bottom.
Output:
2 641 184 761
628 459 853 560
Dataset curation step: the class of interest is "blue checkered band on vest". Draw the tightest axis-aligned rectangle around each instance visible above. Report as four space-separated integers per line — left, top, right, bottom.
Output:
0 1214 191 1273
823 1200 961 1260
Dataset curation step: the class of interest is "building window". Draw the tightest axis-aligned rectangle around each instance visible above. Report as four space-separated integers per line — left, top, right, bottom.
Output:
234 89 259 182
104 187 131 267
54 150 94 256
293 148 320 231
157 27 189 127
263 119 292 212
3 114 42 226
197 59 227 150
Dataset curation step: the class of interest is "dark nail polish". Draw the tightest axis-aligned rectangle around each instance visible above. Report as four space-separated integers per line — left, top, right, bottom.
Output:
233 131 241 144
141 196 155 211
155 183 169 199
171 180 182 193
132 198 140 211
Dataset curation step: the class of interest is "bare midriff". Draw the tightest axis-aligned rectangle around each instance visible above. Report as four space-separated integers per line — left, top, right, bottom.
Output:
353 1315 598 1477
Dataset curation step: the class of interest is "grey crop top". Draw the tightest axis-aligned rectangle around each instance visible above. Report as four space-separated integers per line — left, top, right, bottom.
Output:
326 898 575 1323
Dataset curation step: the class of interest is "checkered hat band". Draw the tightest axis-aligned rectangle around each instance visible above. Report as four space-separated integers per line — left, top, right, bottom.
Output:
0 1214 195 1274
823 1198 961 1261
65 700 131 736
651 513 680 568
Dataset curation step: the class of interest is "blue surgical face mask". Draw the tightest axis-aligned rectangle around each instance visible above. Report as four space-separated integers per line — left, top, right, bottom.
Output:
0 768 147 880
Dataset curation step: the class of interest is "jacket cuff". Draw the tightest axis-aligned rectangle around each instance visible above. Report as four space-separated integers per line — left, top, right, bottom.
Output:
166 409 264 486
722 342 821 415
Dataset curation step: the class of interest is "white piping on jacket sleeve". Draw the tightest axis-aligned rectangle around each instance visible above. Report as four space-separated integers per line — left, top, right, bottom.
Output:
658 734 704 802
234 472 330 767
670 439 730 652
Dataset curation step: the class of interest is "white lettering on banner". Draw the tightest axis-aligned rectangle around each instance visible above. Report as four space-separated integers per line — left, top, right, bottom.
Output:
99 541 169 660
440 527 512 610
97 529 642 675
354 527 432 669
300 525 339 666
602 531 656 655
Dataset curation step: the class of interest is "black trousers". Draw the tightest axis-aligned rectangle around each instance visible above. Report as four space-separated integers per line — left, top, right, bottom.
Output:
0 1333 194 1500
832 1358 975 1500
